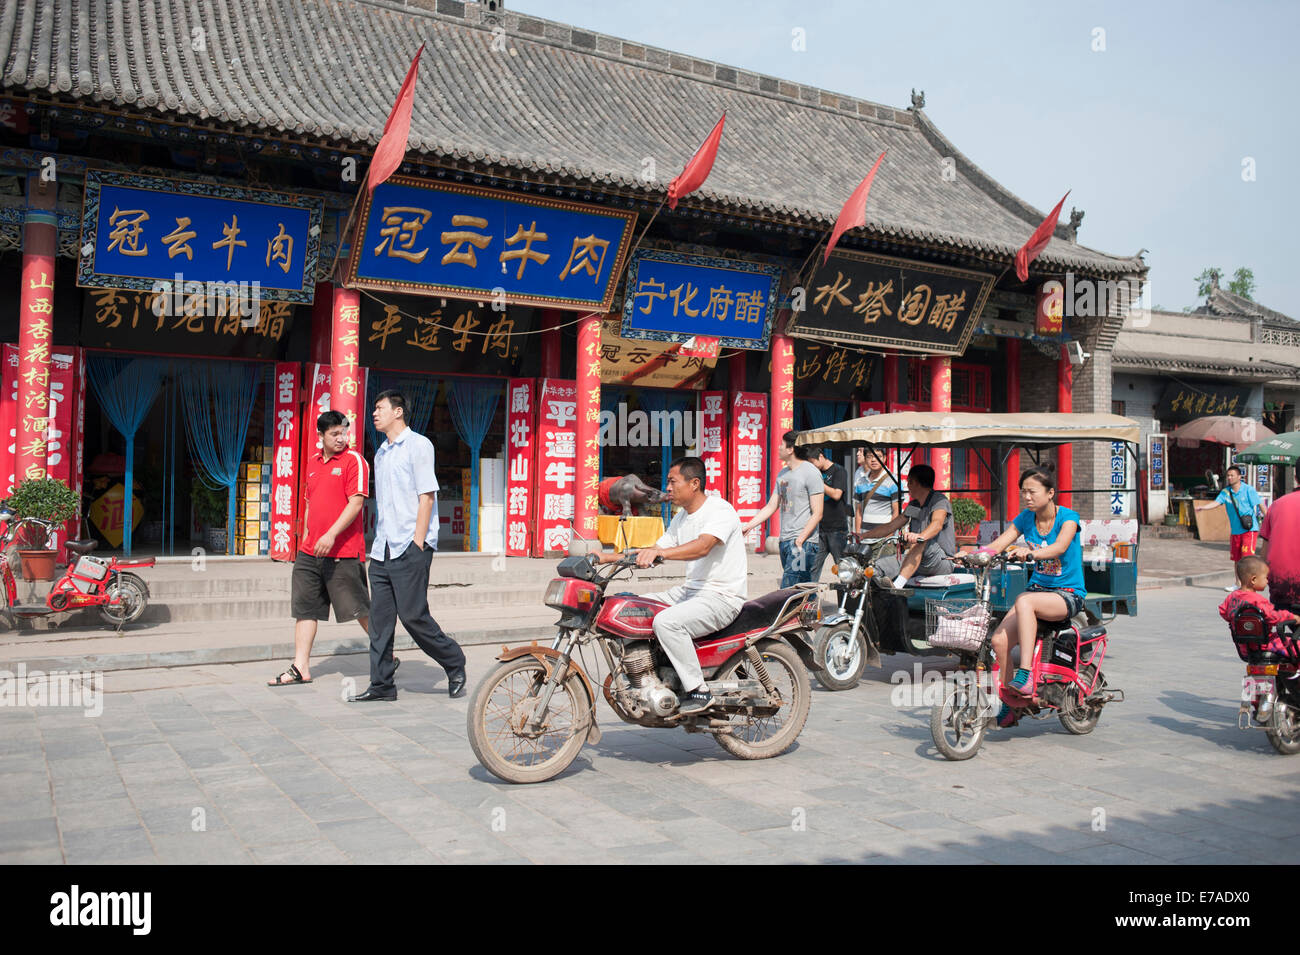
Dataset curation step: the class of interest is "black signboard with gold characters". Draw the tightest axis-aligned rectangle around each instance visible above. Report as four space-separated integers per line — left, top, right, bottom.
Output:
1154 381 1250 423
792 250 995 356
81 288 296 360
358 293 535 376
788 340 877 400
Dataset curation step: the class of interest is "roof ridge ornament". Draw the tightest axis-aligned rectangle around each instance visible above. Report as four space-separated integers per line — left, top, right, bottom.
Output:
910 88 925 110
1068 207 1084 239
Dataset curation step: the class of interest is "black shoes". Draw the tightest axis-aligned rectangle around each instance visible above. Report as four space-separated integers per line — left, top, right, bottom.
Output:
678 687 716 714
447 668 467 698
349 688 397 703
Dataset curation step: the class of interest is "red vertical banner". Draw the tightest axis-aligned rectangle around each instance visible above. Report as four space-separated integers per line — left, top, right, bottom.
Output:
329 286 362 447
770 332 795 540
699 391 728 497
929 357 952 492
1036 282 1064 336
504 377 537 557
297 363 332 542
47 349 77 553
17 236 55 483
731 391 768 548
1 344 18 496
533 378 577 556
575 316 602 545
269 362 301 561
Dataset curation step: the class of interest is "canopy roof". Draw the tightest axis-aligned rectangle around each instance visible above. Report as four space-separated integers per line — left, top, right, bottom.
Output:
797 412 1141 448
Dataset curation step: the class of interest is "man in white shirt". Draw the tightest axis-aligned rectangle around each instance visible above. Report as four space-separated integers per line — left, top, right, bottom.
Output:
597 456 748 714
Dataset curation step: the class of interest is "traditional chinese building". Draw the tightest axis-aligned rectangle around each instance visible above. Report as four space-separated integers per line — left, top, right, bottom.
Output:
0 0 1146 557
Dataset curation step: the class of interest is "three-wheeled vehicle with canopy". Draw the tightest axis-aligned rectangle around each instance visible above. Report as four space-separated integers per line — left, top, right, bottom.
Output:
792 412 1143 691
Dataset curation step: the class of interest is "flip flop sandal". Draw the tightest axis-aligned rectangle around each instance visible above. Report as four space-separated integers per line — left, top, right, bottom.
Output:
268 664 312 686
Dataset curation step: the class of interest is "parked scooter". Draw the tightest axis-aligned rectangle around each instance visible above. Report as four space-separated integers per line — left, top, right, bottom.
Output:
1227 603 1300 755
467 552 823 784
0 511 154 629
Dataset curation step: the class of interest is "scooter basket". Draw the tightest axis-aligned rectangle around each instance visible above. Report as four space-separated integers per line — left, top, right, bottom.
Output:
926 599 992 652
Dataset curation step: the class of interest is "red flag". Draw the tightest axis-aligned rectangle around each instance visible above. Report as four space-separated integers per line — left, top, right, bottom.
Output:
1014 190 1070 282
667 114 725 210
824 151 886 265
368 44 425 193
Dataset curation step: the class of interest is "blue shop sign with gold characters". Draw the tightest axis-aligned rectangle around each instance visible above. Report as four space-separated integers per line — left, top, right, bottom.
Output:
77 171 323 302
347 177 636 312
620 250 778 351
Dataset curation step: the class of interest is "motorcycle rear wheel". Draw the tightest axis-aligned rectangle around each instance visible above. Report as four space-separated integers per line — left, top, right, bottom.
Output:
99 572 148 626
467 656 592 784
713 640 810 760
1058 665 1103 735
1266 701 1300 755
930 679 990 760
812 623 868 691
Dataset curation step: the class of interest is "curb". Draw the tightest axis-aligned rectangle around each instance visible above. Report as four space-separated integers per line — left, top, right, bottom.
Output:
1138 569 1235 590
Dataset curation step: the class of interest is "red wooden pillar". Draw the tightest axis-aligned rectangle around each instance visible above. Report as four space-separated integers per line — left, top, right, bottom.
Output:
575 315 602 549
17 175 55 484
1004 338 1022 522
1058 350 1073 507
541 308 562 379
329 286 362 448
309 280 334 366
883 351 899 410
729 350 747 394
769 332 795 543
929 356 952 491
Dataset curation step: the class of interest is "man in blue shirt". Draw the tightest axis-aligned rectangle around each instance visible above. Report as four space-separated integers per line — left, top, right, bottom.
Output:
348 390 467 702
1196 465 1264 566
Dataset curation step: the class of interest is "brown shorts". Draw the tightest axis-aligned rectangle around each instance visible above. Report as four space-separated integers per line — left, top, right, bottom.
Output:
291 552 370 623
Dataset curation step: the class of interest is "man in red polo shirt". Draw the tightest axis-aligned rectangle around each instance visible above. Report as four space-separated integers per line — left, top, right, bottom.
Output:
268 410 371 686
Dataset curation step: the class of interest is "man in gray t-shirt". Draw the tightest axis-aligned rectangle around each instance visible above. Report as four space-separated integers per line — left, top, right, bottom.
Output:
742 431 824 587
864 463 955 587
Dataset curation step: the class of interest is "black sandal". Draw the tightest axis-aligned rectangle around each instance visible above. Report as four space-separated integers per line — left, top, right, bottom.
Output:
268 664 312 686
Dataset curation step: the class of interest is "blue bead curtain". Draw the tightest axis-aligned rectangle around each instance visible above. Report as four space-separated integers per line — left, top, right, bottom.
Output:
638 390 694 522
86 356 168 555
798 398 851 432
179 360 262 555
448 379 500 549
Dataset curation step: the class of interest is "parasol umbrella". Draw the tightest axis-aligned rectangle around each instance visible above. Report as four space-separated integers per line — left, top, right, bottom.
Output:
1235 431 1300 466
1169 415 1275 448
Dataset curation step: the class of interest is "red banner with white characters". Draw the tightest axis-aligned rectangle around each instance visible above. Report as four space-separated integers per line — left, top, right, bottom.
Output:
504 377 537 557
269 362 300 561
533 378 577 556
17 261 54 483
1 344 17 496
47 348 78 552
699 391 727 498
298 364 331 542
730 391 767 548
329 287 363 448
71 347 85 541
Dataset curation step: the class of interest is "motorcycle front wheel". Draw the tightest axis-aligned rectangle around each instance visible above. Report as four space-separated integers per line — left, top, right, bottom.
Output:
714 640 811 760
99 572 148 626
1266 700 1300 755
812 623 868 691
930 679 990 761
467 656 592 784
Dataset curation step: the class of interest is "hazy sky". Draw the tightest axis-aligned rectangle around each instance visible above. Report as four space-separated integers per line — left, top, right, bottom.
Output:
514 0 1299 317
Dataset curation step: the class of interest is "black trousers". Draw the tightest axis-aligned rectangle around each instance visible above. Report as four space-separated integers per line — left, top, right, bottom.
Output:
367 544 465 692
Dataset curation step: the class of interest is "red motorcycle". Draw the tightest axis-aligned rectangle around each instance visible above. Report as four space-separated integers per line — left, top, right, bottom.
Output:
467 552 823 784
0 512 155 629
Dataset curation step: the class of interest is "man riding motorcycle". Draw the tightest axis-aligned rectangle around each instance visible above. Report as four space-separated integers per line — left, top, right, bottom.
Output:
595 456 748 714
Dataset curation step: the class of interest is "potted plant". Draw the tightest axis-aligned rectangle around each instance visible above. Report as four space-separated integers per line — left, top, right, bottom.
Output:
950 496 987 547
4 476 79 581
191 480 229 554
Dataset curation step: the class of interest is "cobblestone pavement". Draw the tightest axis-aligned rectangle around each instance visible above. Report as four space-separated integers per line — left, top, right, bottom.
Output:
2 583 1297 865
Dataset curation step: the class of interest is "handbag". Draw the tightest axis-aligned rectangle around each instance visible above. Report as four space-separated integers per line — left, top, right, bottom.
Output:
1227 487 1254 532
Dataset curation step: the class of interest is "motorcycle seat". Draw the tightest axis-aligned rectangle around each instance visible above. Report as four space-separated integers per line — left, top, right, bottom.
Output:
704 587 808 641
908 573 976 588
64 540 97 555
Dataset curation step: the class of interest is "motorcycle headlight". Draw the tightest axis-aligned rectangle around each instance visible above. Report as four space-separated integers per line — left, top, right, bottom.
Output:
837 557 861 584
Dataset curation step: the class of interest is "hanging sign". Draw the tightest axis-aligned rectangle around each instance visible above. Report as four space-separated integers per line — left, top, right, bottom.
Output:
82 288 296 360
78 170 322 301
533 379 577 556
793 250 994 356
1036 282 1065 336
1149 434 1166 491
358 295 532 375
347 177 635 311
619 250 778 351
1154 382 1248 422
791 340 876 400
269 363 301 561
1109 439 1127 515
730 391 768 548
505 378 537 557
598 317 716 389
699 391 727 498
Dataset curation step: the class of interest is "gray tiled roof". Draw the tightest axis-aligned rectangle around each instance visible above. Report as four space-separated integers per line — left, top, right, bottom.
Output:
1200 286 1296 324
0 0 1145 276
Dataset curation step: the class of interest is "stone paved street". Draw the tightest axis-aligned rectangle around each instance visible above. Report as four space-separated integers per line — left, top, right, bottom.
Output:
3 582 1298 865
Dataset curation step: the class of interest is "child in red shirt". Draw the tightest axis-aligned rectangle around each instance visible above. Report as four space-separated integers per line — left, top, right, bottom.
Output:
1219 555 1300 657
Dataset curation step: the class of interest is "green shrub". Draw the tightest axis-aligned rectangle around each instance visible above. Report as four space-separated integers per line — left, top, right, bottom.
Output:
950 496 987 530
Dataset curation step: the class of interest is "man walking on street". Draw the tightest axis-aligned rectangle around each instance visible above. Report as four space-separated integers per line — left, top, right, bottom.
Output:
741 431 824 587
1197 465 1265 588
809 447 849 582
348 390 467 702
269 411 370 686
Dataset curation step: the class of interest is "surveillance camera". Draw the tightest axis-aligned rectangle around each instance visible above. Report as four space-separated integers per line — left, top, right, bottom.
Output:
1064 340 1090 365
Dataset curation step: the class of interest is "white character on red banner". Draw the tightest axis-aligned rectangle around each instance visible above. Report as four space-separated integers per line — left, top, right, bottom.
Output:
278 372 295 403
543 526 570 551
702 426 721 453
509 455 529 482
509 419 530 447
272 521 292 554
547 400 576 427
510 386 530 413
508 522 527 551
545 431 575 459
507 486 528 516
704 394 722 415
737 444 761 472
274 483 293 517
544 461 575 488
705 459 722 482
275 444 294 478
276 409 294 441
736 476 762 505
737 412 761 439
542 493 574 521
